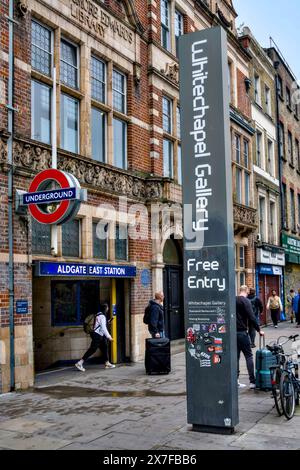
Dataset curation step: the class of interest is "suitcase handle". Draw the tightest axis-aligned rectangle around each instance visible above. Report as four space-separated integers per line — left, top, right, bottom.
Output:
259 334 265 349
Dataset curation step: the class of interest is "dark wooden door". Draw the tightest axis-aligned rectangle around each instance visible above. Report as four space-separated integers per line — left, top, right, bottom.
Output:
163 266 184 340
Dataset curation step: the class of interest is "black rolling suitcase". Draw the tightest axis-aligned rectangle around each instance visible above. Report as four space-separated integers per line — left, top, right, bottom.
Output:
145 338 171 375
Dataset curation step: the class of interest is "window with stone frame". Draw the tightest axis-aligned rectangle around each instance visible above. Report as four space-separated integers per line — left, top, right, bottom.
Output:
174 9 184 57
277 75 283 98
269 200 277 245
31 80 51 144
60 93 79 154
31 20 52 76
235 245 246 292
162 98 181 183
93 221 108 260
62 219 81 258
298 194 300 234
115 224 128 261
291 188 296 232
256 130 263 168
286 86 292 109
282 183 288 229
91 56 106 103
265 85 271 115
32 219 51 255
279 122 285 159
259 196 266 242
296 138 300 171
232 133 251 206
267 139 274 177
254 74 261 105
60 39 79 89
112 69 127 169
288 131 294 165
161 0 171 51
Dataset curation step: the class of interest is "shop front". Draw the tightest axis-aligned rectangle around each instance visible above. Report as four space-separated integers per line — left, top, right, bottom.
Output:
32 261 136 371
282 233 300 299
256 246 285 325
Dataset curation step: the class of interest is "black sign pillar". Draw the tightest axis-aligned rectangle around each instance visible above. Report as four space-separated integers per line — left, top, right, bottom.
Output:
179 26 238 434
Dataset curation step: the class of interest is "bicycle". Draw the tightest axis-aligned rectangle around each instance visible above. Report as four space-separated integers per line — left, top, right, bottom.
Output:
280 353 300 420
267 335 299 417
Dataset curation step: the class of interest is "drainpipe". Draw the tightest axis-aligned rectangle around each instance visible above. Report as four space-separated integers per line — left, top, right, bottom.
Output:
274 61 285 313
7 0 16 391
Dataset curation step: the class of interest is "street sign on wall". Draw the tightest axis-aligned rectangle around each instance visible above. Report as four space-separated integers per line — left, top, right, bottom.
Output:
179 26 238 433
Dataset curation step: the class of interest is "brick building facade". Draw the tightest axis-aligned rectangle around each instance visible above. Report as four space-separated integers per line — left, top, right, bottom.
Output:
0 0 260 392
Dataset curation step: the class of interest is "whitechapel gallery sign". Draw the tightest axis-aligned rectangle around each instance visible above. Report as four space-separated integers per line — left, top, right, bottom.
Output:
70 0 134 43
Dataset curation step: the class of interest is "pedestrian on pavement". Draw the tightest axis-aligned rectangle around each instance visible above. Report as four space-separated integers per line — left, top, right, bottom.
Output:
75 303 115 372
236 285 265 389
292 288 300 328
267 290 283 328
287 289 296 324
147 291 165 338
247 288 263 348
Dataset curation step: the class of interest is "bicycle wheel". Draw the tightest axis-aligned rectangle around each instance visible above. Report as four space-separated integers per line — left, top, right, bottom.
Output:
280 371 296 420
271 368 283 416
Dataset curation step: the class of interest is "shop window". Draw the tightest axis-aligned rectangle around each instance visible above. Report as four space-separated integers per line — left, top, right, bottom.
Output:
31 20 52 76
32 219 51 255
93 221 108 260
62 219 80 257
51 281 100 326
115 224 128 261
31 80 51 144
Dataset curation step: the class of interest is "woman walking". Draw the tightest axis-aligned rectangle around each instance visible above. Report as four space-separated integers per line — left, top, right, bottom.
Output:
75 303 115 371
267 290 283 328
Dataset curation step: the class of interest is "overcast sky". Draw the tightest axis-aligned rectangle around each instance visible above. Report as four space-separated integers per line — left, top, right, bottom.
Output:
234 0 300 79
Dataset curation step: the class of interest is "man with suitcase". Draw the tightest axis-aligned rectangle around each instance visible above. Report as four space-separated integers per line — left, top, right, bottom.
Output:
236 285 265 389
147 291 165 338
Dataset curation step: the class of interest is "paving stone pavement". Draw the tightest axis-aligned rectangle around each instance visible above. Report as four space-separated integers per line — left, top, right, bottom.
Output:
0 322 300 450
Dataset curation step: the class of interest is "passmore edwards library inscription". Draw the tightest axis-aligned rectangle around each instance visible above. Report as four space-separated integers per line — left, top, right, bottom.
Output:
70 0 134 43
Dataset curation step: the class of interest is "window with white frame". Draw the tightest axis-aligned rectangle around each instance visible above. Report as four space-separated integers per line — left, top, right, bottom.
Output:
256 130 262 168
265 85 271 115
269 200 276 244
254 74 261 105
60 39 78 89
161 0 171 51
31 20 52 76
259 196 266 242
288 131 294 165
267 139 274 176
291 188 296 231
175 10 183 56
163 96 172 133
91 56 106 103
163 139 173 178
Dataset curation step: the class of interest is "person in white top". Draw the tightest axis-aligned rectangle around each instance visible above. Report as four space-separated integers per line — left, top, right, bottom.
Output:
75 303 115 371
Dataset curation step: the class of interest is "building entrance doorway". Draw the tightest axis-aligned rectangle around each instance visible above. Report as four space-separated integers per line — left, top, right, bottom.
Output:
163 238 184 340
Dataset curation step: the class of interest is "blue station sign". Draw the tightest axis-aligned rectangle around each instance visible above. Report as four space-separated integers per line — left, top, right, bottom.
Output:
22 187 77 205
34 261 136 278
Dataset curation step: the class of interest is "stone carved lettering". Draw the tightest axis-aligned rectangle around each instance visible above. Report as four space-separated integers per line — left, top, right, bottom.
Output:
70 0 134 44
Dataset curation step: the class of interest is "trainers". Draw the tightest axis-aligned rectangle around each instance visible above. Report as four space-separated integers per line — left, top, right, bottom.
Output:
249 383 256 389
105 362 116 369
238 381 246 388
75 361 85 372
275 325 278 328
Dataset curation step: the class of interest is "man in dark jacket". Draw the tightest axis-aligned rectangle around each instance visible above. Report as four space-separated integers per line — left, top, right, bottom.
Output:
148 291 165 338
247 288 264 348
237 285 264 389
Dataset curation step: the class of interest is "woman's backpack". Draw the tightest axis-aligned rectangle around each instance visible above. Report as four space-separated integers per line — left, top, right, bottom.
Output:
83 313 101 335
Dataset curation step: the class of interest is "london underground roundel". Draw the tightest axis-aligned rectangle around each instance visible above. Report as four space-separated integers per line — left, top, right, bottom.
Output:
24 169 82 225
